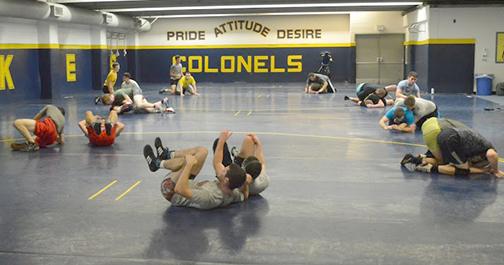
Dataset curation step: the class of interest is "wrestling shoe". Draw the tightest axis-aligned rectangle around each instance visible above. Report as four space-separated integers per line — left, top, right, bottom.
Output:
94 96 101 105
344 96 350 101
159 88 169 94
161 97 170 108
155 137 173 160
230 146 239 160
12 142 39 152
401 153 424 172
163 107 176 113
144 145 161 172
415 164 434 173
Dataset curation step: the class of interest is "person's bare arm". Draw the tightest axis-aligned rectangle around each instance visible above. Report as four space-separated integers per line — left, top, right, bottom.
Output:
33 106 48 120
416 90 421 98
317 81 328 94
213 130 233 176
379 116 392 130
122 94 133 105
115 121 125 136
366 101 385 108
78 120 89 137
395 124 416 133
396 87 406 99
174 155 196 199
57 131 65 145
241 175 252 200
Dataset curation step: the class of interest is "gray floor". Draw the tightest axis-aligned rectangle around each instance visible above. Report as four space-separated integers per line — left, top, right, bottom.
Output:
1 83 504 264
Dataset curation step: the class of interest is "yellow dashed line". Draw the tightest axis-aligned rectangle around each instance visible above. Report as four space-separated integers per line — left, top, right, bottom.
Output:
234 111 241 116
88 180 118 200
115 180 142 201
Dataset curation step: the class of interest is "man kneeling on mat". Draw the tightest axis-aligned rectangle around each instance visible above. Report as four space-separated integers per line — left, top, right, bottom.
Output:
11 104 65 152
212 132 269 196
78 110 125 147
176 72 200 97
379 97 416 133
344 83 394 108
304 73 335 94
143 135 252 210
401 117 504 178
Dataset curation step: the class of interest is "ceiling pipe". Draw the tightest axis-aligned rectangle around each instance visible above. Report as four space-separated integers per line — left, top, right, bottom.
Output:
0 0 150 31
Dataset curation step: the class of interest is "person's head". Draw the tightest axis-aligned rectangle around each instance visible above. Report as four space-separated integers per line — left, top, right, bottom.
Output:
57 106 65 116
407 71 418 85
184 71 192 80
101 94 115 105
393 107 405 123
242 156 262 180
308 73 317 81
404 95 416 110
375 87 387 98
112 62 120 72
174 55 181 64
123 72 131 83
421 117 441 155
224 163 246 189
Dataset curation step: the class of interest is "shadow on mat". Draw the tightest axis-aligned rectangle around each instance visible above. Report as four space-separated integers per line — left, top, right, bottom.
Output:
419 175 498 223
143 196 269 262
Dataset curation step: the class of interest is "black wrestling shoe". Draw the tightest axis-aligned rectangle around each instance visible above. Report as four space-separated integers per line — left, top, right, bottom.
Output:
144 145 161 172
94 96 101 105
155 137 172 160
344 96 350 101
401 153 423 172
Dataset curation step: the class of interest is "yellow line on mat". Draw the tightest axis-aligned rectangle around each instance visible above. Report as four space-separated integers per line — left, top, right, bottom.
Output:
234 111 241 116
247 111 253 116
88 180 118 200
115 180 142 201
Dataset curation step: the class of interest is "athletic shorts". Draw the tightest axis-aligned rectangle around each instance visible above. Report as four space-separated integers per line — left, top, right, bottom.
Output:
102 85 109 94
34 118 58 147
170 78 180 86
86 124 116 146
416 108 439 129
212 138 244 167
437 128 466 165
132 87 143 96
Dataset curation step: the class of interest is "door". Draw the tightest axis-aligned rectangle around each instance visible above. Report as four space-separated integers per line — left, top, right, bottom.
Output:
356 34 404 85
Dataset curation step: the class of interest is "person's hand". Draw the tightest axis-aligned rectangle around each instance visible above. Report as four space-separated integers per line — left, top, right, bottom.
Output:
390 125 399 130
185 154 196 167
384 126 391 130
219 130 233 142
245 174 253 185
495 170 504 179
248 133 260 145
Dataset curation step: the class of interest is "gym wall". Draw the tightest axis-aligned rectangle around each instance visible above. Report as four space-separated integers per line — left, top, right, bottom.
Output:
134 14 355 83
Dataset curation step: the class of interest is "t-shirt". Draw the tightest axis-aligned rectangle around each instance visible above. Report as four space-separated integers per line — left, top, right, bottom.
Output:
395 98 437 118
385 106 415 126
121 79 142 95
36 105 65 133
170 180 244 210
178 76 196 89
103 70 117 87
453 129 494 158
249 172 270 195
112 87 134 106
397 79 420 96
170 63 183 80
306 73 329 85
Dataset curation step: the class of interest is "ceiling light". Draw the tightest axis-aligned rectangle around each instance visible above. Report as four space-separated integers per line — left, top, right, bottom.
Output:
103 2 423 13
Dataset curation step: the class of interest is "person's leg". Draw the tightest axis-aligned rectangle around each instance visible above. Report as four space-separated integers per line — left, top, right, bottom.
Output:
85 111 97 125
212 138 233 167
237 135 256 159
486 149 504 177
168 146 208 176
13 119 37 143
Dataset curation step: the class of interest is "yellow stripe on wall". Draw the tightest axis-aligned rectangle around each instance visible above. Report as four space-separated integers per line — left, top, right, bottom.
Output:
0 44 109 50
404 38 476 46
0 43 355 50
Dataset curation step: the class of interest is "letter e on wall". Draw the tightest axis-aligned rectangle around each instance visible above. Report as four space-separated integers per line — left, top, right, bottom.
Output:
66 54 77 82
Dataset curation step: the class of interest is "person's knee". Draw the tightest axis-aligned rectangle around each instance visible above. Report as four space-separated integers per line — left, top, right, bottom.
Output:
487 149 498 160
13 119 23 129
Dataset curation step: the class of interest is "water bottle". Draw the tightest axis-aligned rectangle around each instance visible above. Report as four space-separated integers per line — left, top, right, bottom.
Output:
430 88 435 94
